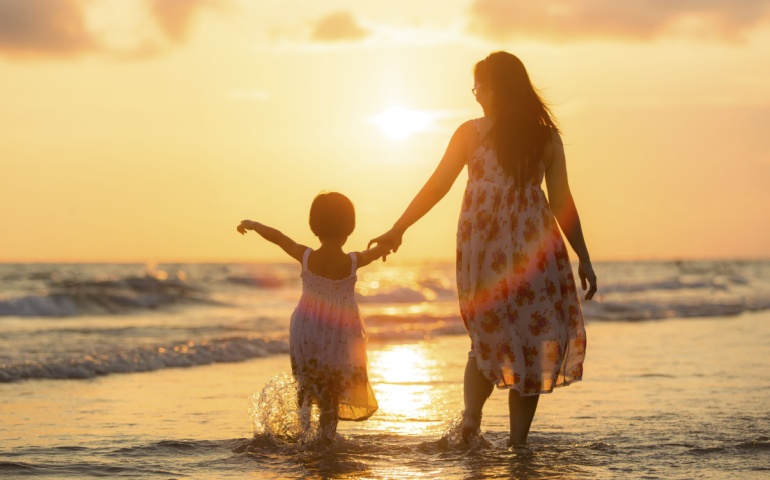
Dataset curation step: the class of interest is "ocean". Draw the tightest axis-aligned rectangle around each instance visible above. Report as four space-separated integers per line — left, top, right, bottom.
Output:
1 260 769 479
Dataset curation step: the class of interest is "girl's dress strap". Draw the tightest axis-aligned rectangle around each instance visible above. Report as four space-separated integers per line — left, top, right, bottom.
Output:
302 248 312 271
349 252 358 276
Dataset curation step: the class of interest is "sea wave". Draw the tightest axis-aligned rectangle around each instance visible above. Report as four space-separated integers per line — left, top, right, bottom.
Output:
357 287 431 304
357 282 457 304
3 262 769 323
599 274 749 294
0 275 214 317
0 336 289 382
582 295 770 321
225 275 286 288
366 314 467 341
0 315 472 382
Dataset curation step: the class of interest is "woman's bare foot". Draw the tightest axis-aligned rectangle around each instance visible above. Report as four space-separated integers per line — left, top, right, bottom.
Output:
461 410 482 444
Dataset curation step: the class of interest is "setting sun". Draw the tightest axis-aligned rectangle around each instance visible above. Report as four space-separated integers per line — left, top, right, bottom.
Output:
372 106 434 140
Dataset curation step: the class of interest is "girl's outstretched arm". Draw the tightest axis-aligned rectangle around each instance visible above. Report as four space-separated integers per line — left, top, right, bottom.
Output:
237 220 307 263
355 243 394 268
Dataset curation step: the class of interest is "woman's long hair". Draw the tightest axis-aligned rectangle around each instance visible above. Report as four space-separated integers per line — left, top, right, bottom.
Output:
474 51 559 186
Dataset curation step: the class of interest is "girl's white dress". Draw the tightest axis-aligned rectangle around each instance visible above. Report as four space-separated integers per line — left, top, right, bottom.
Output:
289 248 378 421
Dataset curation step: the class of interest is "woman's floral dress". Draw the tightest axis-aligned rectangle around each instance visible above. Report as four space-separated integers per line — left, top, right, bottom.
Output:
289 248 378 420
456 121 587 396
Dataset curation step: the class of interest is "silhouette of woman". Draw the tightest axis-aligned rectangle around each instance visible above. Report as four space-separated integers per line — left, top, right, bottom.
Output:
369 51 596 446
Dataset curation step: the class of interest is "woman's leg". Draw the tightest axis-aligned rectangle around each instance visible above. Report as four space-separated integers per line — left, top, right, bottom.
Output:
508 390 539 446
462 355 494 441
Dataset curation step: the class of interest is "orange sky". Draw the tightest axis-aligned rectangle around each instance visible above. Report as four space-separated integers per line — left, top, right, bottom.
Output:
1 0 769 262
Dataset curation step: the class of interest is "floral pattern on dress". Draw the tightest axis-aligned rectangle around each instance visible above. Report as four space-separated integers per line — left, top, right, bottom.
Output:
289 249 378 421
456 123 587 396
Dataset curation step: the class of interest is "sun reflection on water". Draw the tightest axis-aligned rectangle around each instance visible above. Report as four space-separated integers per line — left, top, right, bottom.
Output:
367 343 438 436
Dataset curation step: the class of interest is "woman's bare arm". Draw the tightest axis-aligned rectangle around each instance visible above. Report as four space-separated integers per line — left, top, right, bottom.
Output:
368 121 472 252
544 132 597 299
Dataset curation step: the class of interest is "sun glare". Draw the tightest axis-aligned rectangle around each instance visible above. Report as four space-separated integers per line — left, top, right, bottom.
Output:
367 344 436 435
372 106 433 140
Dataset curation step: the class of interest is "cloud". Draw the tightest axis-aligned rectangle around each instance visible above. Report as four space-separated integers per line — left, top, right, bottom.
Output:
468 0 770 42
264 13 475 52
0 0 96 57
0 0 223 60
147 0 223 44
310 11 369 42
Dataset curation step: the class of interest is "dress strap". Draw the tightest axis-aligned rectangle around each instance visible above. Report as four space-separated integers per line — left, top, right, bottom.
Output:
349 252 358 276
302 248 312 271
475 117 492 143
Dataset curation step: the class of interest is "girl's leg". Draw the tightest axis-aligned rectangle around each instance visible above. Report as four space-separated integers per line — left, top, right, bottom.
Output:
462 355 494 442
296 384 313 435
508 390 539 446
318 386 339 443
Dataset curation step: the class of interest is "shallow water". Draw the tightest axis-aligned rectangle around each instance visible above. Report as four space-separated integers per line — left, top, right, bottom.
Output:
2 312 770 479
2 260 770 478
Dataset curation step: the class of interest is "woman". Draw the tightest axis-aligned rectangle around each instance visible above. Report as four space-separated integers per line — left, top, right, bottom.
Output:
369 51 596 447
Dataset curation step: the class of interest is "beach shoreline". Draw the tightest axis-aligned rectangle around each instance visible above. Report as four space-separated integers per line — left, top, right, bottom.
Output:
2 312 769 478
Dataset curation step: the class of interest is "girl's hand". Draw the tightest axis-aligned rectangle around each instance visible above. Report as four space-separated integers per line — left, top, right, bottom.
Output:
368 229 403 261
237 220 254 235
578 259 597 300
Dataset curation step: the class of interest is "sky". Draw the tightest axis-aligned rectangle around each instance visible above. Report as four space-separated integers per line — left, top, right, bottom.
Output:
1 0 769 263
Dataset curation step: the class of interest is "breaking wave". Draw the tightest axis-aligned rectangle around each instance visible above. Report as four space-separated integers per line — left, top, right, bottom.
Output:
0 274 214 317
0 336 288 382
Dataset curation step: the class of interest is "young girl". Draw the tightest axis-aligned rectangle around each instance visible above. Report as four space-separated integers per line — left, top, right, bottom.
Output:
237 192 388 443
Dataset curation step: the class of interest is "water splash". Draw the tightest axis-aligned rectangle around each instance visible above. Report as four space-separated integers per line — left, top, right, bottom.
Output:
249 372 333 445
438 412 492 450
249 372 301 443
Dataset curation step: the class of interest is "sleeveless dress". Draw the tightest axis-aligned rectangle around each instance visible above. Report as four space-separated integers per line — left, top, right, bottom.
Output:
289 248 378 421
456 120 587 396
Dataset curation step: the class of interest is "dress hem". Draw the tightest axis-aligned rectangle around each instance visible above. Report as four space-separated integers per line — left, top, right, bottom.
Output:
493 376 583 397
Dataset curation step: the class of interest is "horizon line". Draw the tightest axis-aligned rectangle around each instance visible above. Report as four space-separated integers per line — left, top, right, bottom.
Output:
1 255 769 264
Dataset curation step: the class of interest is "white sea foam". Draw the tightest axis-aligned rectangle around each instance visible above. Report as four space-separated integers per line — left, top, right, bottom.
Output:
0 336 289 382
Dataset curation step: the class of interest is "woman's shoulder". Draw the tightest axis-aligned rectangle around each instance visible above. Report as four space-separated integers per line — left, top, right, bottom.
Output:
453 118 491 145
540 128 564 170
460 117 493 133
454 119 478 137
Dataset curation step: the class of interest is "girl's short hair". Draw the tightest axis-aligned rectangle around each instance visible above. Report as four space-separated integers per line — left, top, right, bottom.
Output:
309 192 355 239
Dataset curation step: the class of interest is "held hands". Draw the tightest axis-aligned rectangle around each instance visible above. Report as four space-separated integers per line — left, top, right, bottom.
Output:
236 220 255 235
578 258 597 300
368 228 404 262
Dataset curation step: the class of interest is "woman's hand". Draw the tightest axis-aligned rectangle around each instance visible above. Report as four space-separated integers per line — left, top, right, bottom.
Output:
236 220 254 235
368 229 403 261
578 259 597 300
